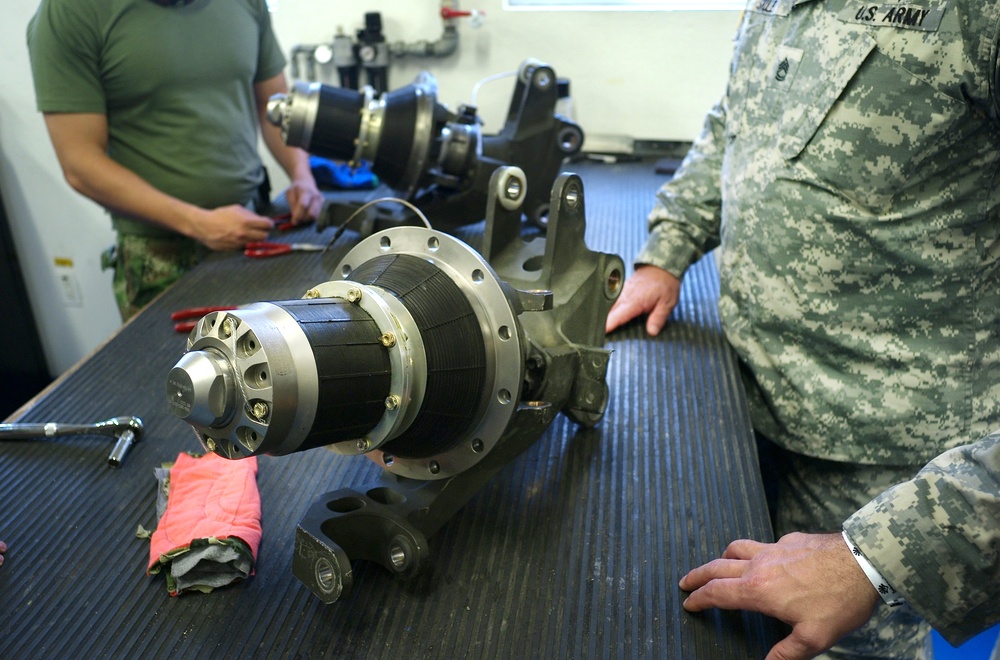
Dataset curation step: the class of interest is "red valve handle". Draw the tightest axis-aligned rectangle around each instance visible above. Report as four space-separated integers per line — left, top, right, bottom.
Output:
441 7 481 19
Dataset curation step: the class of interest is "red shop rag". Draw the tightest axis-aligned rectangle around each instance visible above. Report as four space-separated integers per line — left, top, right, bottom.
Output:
147 452 262 596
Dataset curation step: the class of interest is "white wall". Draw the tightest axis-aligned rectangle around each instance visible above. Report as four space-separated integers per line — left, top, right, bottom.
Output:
0 0 738 376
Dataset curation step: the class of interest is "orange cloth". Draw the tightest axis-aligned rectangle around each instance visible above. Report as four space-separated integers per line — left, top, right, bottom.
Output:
148 453 261 572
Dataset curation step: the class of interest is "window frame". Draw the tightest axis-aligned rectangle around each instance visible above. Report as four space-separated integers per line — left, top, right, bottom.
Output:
503 0 746 11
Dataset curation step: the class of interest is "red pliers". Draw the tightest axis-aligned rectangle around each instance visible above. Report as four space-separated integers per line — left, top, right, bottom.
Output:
170 305 239 333
272 212 314 232
244 241 325 258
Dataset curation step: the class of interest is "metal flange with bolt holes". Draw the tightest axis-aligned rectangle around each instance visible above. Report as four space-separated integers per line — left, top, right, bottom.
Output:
334 225 524 479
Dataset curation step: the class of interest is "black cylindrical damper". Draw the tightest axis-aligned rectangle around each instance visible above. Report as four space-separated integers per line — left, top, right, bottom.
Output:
372 86 419 187
350 254 486 458
307 85 365 161
274 298 391 451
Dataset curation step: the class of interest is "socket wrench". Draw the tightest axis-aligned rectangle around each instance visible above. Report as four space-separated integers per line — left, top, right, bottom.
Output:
0 416 144 468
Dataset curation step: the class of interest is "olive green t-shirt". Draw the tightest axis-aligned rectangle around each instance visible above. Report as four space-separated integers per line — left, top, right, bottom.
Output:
27 0 287 237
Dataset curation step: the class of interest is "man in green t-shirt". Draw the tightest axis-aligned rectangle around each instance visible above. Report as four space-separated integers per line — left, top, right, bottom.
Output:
27 0 322 319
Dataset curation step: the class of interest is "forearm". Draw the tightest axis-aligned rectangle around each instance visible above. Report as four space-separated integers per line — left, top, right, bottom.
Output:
260 119 312 183
42 112 208 238
60 147 206 238
844 433 1000 645
637 99 728 277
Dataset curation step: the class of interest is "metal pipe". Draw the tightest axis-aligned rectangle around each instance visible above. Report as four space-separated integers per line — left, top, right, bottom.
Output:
389 26 459 59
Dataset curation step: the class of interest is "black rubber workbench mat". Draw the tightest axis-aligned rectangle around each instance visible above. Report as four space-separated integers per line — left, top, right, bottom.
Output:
0 160 783 658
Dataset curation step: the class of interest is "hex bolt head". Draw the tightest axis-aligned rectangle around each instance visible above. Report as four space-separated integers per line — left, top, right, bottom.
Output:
166 350 235 428
346 288 362 303
384 395 400 411
379 332 397 348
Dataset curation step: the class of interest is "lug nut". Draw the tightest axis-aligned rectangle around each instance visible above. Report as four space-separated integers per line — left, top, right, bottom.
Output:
251 401 269 422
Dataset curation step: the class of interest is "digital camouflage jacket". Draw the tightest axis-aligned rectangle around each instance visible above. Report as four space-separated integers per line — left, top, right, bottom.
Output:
638 0 1000 465
635 0 1000 643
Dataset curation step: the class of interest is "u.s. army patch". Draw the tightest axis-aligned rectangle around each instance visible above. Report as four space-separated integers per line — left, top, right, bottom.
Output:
838 3 947 31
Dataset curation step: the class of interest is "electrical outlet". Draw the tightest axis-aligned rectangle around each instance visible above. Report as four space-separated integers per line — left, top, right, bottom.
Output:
58 271 82 307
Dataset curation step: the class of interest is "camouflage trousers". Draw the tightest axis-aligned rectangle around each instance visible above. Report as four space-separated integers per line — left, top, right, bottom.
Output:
757 438 933 659
109 234 208 321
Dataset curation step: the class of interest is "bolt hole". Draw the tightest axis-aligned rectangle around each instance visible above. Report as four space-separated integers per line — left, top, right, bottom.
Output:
380 236 392 250
238 331 261 358
315 558 337 594
498 389 511 405
327 496 365 513
607 267 623 298
389 542 408 570
427 237 440 251
504 176 522 200
472 268 484 283
366 487 406 505
564 185 580 208
559 128 582 154
244 365 269 389
236 426 261 450
523 255 543 272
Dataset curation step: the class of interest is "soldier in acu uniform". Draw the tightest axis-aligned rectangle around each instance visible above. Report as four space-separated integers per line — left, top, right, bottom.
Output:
607 0 1000 657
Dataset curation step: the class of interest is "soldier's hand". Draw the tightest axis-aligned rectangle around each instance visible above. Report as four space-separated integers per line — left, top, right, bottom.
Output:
605 265 681 336
679 533 880 660
193 205 275 251
284 176 323 225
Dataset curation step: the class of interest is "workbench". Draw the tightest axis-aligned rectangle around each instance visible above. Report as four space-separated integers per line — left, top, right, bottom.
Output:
0 160 784 658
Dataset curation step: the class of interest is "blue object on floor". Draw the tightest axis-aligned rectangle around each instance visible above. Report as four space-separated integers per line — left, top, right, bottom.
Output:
309 156 378 189
932 624 998 659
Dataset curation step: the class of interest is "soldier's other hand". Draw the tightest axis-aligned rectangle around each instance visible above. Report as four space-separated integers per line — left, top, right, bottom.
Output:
194 205 274 251
285 176 323 225
679 532 880 660
605 265 681 336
